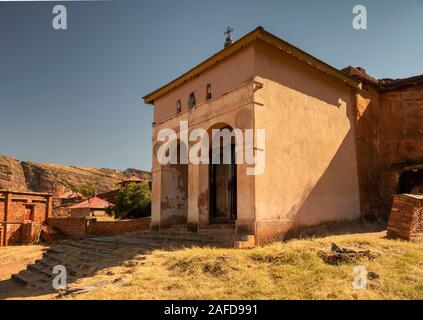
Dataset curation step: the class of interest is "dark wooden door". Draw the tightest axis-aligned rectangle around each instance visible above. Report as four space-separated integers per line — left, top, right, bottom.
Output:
210 144 237 221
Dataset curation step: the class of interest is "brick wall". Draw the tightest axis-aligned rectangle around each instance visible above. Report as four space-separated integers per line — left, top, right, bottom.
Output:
0 202 5 221
0 191 52 223
6 223 23 244
0 221 41 245
0 191 52 246
47 217 88 240
387 194 423 241
47 217 151 239
87 218 151 236
353 83 423 219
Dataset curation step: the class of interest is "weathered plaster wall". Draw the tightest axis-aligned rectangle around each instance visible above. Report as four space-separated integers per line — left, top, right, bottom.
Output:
160 162 188 227
253 42 361 242
153 44 256 124
354 84 384 218
151 79 257 231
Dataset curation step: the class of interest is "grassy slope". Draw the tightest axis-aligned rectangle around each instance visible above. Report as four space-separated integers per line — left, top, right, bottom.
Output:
73 232 423 300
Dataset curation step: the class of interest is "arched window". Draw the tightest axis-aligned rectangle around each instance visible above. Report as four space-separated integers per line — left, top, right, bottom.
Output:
188 92 196 108
206 84 212 100
176 100 181 113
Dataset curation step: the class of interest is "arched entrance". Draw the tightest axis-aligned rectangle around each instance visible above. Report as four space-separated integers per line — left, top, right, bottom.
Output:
398 169 423 195
208 125 237 222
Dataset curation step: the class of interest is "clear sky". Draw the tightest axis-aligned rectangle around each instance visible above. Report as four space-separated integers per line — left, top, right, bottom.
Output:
1 0 422 171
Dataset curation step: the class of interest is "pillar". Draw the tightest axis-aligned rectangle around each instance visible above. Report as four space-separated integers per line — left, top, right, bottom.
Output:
3 192 11 246
46 195 52 221
187 163 200 232
150 169 162 231
235 144 256 235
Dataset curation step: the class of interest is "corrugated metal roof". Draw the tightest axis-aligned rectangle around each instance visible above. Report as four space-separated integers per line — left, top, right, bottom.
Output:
69 197 113 209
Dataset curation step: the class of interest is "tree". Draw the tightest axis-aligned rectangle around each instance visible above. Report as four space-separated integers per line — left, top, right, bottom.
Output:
75 184 95 198
113 183 151 219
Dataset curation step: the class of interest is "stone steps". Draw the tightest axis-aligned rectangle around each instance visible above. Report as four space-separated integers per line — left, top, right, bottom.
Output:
11 237 146 293
134 233 234 247
11 231 256 294
134 230 255 248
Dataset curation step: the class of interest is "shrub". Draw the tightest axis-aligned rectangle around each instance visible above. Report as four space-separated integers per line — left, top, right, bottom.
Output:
113 183 151 219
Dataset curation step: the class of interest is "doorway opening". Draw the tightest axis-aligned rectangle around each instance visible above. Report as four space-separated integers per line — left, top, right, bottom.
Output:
24 205 35 221
209 127 237 223
398 169 423 195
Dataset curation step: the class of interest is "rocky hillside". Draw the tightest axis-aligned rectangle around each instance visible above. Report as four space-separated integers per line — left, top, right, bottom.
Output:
0 155 151 199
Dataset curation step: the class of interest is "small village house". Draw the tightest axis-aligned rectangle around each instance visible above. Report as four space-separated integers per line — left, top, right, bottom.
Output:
118 176 145 188
69 197 113 218
58 191 85 206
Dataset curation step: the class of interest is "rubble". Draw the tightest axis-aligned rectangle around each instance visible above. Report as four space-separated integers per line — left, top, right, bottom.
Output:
318 243 380 265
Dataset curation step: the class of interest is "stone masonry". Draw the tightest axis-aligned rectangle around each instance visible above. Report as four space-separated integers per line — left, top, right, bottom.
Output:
387 194 423 241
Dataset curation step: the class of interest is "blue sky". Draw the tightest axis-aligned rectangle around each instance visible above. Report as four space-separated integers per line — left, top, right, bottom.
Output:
0 0 422 171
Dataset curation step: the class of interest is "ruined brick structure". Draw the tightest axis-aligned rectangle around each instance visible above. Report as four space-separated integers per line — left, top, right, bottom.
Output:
387 194 423 241
0 190 52 246
344 67 423 220
143 27 422 244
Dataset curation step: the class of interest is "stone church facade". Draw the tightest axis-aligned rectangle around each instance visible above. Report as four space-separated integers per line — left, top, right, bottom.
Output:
143 27 423 244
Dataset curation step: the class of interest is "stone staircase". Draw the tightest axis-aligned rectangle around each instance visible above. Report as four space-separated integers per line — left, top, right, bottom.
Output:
11 237 156 293
11 230 255 294
139 226 255 249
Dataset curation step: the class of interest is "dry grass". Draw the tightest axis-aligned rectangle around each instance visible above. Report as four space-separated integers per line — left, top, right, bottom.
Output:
0 245 47 281
70 231 423 300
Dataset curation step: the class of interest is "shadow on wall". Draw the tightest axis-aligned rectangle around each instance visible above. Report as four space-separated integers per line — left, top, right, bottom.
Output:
284 130 361 230
256 44 363 231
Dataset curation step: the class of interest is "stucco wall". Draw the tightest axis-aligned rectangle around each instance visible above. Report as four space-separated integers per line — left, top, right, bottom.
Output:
253 42 361 240
160 162 188 227
354 85 383 217
153 44 256 124
149 40 362 239
151 80 257 231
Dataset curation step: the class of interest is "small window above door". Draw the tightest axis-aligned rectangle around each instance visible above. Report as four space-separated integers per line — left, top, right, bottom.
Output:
206 84 212 100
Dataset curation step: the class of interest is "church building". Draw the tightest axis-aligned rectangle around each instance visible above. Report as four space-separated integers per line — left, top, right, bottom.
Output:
143 27 423 244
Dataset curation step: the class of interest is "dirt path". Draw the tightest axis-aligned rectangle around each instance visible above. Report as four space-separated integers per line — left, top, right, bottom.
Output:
0 245 48 300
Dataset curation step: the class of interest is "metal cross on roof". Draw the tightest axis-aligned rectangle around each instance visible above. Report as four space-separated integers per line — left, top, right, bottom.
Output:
224 26 234 48
224 26 234 37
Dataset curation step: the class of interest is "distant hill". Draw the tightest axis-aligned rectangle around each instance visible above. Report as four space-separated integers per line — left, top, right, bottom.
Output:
0 155 151 200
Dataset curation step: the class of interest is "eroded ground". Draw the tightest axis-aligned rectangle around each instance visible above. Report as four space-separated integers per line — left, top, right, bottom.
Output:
1 229 422 300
